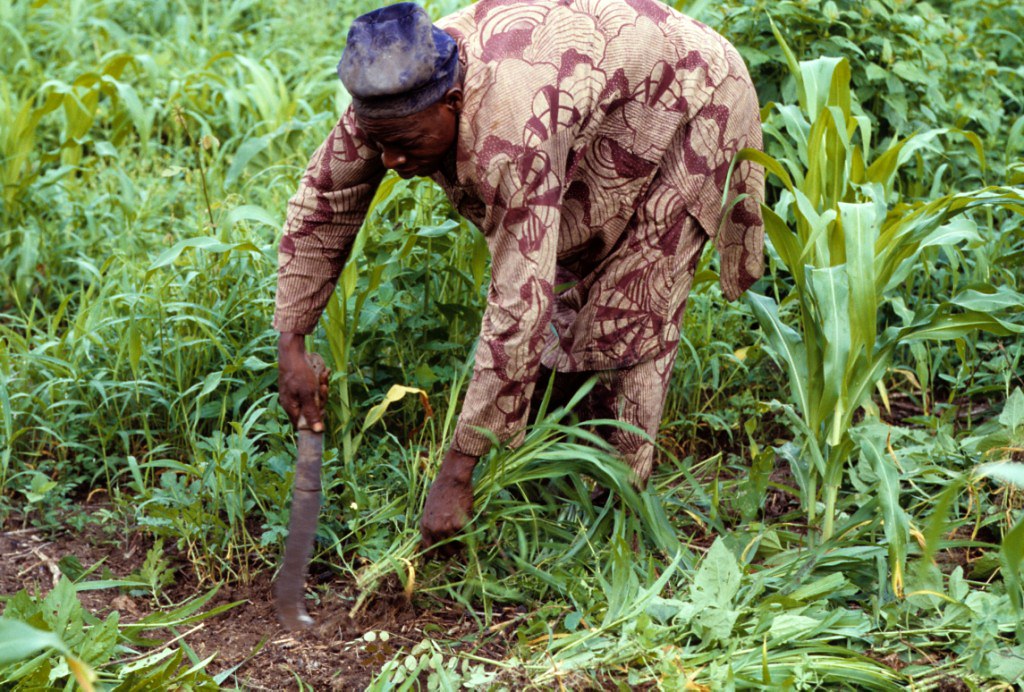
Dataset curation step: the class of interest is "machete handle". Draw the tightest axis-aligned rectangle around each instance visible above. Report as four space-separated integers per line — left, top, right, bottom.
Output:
295 352 330 432
304 352 328 380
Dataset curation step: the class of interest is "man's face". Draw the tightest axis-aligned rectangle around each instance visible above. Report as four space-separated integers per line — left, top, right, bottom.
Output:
358 90 462 179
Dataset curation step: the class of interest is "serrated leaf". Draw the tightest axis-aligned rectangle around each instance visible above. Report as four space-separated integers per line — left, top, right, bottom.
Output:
691 539 741 608
693 606 740 644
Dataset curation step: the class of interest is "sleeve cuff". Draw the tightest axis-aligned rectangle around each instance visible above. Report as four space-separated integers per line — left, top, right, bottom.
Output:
272 312 320 335
451 421 528 457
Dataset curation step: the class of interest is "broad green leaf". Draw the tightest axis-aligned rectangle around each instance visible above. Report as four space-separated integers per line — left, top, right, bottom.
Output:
469 226 489 289
875 208 979 291
951 286 1024 314
998 510 1024 640
854 422 907 597
799 56 845 121
762 205 803 286
789 573 848 601
415 219 459 238
223 204 280 230
693 605 740 644
242 355 272 371
645 597 693 625
902 311 1024 340
807 265 850 445
0 618 70 663
0 619 96 692
199 371 222 398
891 60 930 84
731 148 795 192
691 539 741 608
999 389 1024 431
768 613 821 641
147 236 260 276
840 202 879 358
793 189 837 264
987 650 1024 683
747 292 810 417
917 216 981 250
978 461 1024 488
771 104 813 167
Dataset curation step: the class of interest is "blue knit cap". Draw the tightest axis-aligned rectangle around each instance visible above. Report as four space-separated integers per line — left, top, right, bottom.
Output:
338 3 459 119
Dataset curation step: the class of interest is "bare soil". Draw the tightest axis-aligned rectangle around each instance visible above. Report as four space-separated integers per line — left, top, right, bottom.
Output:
0 513 517 691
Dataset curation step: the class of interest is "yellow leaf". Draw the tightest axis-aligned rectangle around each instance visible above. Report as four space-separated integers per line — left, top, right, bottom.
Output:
362 385 428 431
67 656 96 692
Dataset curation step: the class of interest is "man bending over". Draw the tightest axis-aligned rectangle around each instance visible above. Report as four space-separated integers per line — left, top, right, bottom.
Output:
274 0 765 550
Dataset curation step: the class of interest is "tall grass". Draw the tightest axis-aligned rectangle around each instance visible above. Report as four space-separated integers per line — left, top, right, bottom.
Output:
3 0 1024 688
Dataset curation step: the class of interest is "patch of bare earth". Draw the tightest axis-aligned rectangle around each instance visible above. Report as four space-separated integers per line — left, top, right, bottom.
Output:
1 515 517 690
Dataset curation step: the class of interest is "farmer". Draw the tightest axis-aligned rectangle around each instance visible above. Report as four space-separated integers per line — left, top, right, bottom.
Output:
274 0 765 550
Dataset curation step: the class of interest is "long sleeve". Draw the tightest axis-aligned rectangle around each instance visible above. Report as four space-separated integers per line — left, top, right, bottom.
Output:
451 148 563 456
679 41 765 301
273 107 385 334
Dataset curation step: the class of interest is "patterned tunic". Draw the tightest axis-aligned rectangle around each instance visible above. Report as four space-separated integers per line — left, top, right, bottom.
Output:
274 0 765 457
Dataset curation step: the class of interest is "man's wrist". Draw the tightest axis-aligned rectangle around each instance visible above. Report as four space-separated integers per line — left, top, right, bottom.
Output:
440 449 478 485
278 332 307 356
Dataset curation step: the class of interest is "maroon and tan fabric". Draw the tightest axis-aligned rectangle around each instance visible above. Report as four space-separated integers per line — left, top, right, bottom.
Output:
274 0 765 465
531 341 685 484
530 215 706 483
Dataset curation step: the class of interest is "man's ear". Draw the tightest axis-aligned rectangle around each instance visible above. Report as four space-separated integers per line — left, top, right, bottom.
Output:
443 88 463 114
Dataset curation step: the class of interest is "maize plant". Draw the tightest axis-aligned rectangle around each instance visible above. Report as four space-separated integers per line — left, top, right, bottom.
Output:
740 27 1024 593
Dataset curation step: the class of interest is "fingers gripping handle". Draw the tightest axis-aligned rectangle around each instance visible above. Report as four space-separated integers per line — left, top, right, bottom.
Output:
296 352 330 431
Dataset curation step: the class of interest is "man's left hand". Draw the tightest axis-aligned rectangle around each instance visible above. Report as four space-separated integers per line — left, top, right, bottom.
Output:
420 449 478 555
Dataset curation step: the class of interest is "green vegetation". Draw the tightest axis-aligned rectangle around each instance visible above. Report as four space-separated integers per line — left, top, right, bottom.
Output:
2 0 1023 688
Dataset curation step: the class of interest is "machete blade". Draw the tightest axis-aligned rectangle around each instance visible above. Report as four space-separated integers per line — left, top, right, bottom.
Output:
275 428 324 630
275 352 328 631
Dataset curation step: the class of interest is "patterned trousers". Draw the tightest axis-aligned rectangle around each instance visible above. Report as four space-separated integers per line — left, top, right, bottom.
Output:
530 215 707 486
529 344 680 487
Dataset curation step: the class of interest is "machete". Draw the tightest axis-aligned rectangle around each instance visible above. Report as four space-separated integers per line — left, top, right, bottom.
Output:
275 353 328 630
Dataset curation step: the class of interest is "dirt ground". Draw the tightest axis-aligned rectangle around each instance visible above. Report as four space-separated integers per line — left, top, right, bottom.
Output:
0 514 518 691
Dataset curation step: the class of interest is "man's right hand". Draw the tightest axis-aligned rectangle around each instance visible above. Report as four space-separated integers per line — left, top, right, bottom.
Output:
278 333 329 432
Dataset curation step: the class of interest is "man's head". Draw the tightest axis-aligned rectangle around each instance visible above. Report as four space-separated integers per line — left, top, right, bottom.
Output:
338 3 462 178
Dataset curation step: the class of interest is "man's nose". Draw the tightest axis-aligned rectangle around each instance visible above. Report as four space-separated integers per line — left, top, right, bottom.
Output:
381 150 407 169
